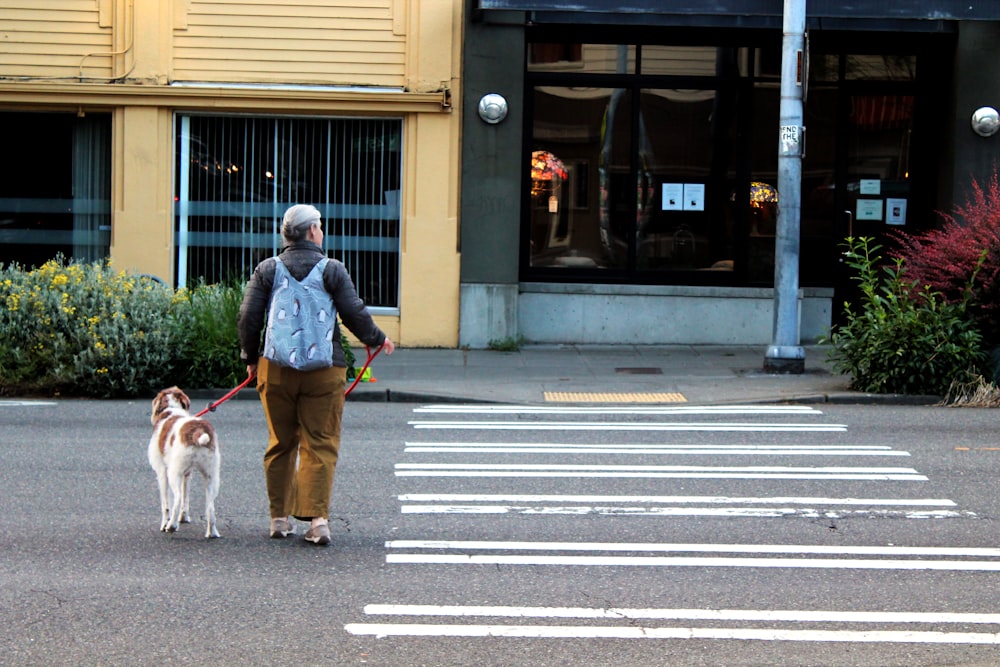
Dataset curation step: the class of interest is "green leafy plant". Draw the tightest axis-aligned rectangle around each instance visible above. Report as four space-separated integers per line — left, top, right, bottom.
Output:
0 256 373 397
821 237 986 396
487 335 525 352
173 280 246 390
343 333 358 379
0 257 184 397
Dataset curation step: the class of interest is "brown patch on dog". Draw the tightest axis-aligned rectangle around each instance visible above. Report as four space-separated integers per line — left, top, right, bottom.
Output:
157 415 182 455
180 420 217 450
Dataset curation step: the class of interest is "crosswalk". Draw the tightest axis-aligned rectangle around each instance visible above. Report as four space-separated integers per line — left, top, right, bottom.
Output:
345 403 997 648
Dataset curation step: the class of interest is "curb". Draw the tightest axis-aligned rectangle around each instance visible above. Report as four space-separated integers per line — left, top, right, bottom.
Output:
187 387 945 407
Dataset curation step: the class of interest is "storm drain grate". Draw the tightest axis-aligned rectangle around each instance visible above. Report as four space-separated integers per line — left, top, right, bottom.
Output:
544 391 687 403
614 367 663 375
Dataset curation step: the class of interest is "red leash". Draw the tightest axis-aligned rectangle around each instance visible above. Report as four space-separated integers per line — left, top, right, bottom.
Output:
345 342 385 396
195 374 255 417
195 342 385 417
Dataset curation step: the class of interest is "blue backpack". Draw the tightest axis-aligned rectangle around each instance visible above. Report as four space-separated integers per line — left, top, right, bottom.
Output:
262 257 335 371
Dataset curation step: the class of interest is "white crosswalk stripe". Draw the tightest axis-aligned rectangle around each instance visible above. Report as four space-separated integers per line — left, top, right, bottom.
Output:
404 442 909 456
408 419 848 432
396 492 967 518
395 462 927 480
384 540 1000 570
413 404 825 415
346 605 1000 643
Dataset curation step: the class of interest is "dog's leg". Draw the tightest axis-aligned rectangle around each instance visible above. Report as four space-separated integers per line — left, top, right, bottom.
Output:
156 468 170 532
180 471 192 524
204 469 221 539
166 468 185 533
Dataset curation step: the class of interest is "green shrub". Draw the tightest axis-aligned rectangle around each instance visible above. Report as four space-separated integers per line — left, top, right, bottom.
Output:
0 256 369 398
0 257 183 397
821 237 986 395
173 281 246 390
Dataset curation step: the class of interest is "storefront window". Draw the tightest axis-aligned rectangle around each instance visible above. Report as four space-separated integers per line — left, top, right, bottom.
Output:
175 115 402 308
0 112 111 269
526 44 741 277
529 87 628 269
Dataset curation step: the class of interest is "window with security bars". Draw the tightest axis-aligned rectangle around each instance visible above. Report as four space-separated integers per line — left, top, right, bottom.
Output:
175 114 402 309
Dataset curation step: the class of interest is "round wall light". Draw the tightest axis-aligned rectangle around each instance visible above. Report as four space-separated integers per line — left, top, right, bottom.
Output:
478 93 508 125
971 106 999 137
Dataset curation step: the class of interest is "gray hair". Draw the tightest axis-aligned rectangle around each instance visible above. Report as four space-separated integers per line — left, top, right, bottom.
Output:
280 204 321 242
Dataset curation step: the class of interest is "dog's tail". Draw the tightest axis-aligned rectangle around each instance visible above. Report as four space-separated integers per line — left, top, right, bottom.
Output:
181 421 217 450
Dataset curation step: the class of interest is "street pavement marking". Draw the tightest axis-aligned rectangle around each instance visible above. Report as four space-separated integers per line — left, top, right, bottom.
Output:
384 540 1000 571
394 463 927 480
397 493 965 518
407 420 848 432
345 623 1000 643
386 554 1000 571
0 400 57 407
544 391 687 403
361 604 1000 624
397 494 957 506
385 540 1000 558
349 606 1000 644
403 442 906 456
399 506 970 518
416 404 823 414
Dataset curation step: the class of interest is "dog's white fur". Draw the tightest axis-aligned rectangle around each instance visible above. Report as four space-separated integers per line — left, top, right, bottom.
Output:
148 387 221 538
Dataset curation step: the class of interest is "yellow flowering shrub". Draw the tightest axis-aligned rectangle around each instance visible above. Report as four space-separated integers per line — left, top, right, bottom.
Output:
0 256 242 398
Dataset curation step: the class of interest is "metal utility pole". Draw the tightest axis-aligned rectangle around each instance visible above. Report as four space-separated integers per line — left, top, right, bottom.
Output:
764 0 806 374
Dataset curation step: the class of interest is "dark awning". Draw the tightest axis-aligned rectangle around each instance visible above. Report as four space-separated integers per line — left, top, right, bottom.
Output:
476 0 1000 21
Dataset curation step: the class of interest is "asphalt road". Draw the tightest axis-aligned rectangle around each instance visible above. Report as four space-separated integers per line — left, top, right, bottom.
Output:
1 398 998 666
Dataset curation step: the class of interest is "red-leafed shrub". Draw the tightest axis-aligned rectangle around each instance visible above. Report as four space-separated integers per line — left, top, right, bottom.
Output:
890 166 1000 345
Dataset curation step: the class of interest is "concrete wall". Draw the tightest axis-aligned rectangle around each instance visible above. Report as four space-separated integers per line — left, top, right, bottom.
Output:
518 284 833 346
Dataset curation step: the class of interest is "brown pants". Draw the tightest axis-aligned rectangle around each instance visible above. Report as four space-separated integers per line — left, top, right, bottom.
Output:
256 358 347 519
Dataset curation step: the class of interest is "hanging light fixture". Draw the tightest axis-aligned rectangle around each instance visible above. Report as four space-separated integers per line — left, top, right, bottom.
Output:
749 181 779 208
530 150 568 196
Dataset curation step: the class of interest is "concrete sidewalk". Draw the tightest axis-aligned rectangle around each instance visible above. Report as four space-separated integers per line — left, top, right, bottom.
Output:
339 344 933 406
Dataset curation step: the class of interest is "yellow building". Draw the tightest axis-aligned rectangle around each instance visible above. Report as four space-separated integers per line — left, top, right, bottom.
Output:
0 0 461 347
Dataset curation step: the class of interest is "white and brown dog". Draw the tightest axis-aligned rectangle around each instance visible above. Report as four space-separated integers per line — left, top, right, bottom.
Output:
148 387 221 538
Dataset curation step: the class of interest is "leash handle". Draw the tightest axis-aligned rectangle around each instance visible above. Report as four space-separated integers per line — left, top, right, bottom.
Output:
195 373 254 418
345 341 385 396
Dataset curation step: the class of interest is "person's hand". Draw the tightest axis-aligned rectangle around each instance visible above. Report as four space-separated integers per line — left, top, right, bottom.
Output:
381 337 395 355
246 364 258 378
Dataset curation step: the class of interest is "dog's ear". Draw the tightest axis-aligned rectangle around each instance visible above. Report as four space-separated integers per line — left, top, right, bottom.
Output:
173 387 191 411
151 391 167 424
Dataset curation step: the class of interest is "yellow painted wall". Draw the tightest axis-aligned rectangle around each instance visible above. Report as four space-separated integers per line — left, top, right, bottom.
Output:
109 106 175 283
0 0 462 348
173 0 407 87
0 1 114 79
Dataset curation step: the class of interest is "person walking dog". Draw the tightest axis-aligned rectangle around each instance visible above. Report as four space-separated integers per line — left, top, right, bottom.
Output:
238 204 394 546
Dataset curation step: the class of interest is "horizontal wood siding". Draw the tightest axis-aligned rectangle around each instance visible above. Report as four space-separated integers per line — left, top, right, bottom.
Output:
173 0 406 87
0 2 113 80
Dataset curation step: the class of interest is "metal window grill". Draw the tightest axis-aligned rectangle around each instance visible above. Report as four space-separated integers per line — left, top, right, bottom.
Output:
175 114 401 308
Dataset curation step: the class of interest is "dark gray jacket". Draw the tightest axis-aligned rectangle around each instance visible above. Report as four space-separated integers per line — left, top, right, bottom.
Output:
237 240 386 368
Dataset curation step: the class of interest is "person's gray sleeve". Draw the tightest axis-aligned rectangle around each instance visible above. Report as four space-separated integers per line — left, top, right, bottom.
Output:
325 260 387 348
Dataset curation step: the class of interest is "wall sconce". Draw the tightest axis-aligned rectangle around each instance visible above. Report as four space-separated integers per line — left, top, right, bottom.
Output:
477 93 508 125
971 106 999 137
